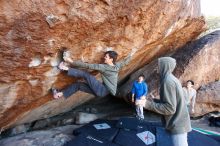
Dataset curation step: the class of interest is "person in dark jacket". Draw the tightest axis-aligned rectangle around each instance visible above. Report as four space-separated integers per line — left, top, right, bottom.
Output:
144 57 191 146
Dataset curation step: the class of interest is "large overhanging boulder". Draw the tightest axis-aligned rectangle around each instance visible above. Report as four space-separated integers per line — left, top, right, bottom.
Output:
194 81 220 117
0 0 205 130
117 30 220 116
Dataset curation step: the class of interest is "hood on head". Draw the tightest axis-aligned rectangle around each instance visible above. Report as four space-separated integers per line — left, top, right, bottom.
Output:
158 57 176 79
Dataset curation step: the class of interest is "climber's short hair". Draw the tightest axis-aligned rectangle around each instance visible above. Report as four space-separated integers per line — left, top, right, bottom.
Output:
105 51 118 63
187 80 194 85
139 74 145 79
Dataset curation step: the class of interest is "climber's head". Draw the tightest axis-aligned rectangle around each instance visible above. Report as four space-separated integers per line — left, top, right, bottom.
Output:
104 51 118 65
138 74 145 83
186 80 194 88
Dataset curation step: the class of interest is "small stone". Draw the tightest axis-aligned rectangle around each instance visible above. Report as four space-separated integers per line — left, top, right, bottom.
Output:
50 56 62 67
46 14 60 28
75 112 98 125
85 107 98 114
32 119 49 130
26 35 32 41
10 124 30 136
48 39 56 47
28 57 41 67
63 50 71 59
62 118 74 125
85 107 90 113
105 47 113 51
28 79 39 86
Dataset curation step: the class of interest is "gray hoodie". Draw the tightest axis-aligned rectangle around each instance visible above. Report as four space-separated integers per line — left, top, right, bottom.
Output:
145 57 192 134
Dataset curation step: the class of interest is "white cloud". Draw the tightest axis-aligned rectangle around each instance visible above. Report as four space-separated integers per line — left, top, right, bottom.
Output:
201 0 220 16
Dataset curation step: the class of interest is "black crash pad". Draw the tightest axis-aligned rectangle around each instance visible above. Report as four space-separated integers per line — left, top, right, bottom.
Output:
64 134 120 146
157 127 220 146
114 126 157 146
69 117 220 146
116 117 162 130
114 123 220 146
188 130 220 146
73 119 119 141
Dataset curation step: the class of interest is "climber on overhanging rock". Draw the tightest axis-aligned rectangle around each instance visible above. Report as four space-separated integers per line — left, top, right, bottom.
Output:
52 47 137 99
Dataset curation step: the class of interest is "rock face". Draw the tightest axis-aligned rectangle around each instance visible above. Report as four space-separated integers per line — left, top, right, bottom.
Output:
117 31 220 116
194 81 220 117
0 125 78 146
74 112 102 125
0 0 205 130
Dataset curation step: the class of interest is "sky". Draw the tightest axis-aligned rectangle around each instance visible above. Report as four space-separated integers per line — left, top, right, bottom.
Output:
201 0 220 16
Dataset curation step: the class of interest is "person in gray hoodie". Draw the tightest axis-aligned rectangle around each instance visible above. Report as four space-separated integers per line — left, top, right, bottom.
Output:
144 57 191 146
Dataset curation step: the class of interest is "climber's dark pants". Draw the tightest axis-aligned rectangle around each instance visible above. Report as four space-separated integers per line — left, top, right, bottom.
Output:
62 68 109 98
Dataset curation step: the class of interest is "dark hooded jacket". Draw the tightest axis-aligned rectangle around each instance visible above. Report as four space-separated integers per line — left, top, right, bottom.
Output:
145 57 191 134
